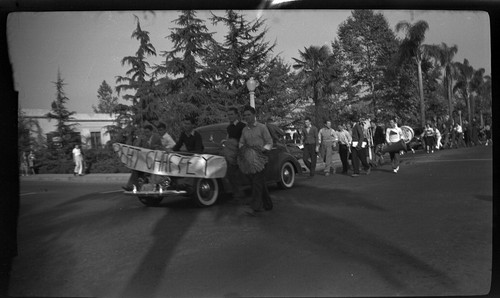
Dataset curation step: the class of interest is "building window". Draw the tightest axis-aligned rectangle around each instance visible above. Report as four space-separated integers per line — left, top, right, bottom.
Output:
90 132 102 149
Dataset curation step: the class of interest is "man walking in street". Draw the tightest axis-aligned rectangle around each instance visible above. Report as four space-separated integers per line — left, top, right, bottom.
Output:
301 117 319 177
337 124 352 175
318 120 337 176
239 106 273 216
350 117 371 177
224 107 247 199
369 119 385 167
385 118 404 173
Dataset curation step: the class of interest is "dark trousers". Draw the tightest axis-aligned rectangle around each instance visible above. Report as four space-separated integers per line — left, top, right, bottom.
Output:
303 143 317 176
338 144 350 173
246 168 272 211
389 151 400 169
351 147 370 174
227 163 243 195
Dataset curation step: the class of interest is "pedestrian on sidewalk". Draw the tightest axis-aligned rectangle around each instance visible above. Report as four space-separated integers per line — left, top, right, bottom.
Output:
28 151 36 175
20 151 29 176
72 144 84 176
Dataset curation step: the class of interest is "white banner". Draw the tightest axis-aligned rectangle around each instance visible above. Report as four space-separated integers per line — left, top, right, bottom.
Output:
112 143 227 178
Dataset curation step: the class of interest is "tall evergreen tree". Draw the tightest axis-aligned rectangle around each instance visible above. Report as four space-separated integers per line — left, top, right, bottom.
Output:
154 10 216 128
45 69 78 151
337 10 399 114
93 80 119 114
115 16 158 127
206 10 277 116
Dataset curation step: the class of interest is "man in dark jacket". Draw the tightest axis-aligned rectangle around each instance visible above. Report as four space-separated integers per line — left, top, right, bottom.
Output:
301 117 319 177
173 117 204 153
369 119 385 166
350 117 371 177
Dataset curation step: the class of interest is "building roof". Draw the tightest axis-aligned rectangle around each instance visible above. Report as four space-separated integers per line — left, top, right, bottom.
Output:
22 108 116 122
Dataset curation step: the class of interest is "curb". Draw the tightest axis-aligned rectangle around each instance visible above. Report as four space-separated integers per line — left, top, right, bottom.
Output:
20 174 129 183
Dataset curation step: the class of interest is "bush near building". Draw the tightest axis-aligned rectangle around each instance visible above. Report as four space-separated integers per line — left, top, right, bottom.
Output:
35 145 130 174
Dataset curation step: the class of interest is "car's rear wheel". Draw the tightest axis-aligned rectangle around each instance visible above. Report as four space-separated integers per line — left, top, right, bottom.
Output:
192 178 219 207
138 196 163 207
277 161 295 189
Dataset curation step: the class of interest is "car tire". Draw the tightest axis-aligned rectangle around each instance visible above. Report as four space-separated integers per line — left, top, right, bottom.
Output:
138 196 163 207
192 178 219 207
277 161 295 189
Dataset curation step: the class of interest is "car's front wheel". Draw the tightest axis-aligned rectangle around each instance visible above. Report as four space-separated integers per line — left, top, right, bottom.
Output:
192 178 219 207
277 161 295 189
138 196 163 207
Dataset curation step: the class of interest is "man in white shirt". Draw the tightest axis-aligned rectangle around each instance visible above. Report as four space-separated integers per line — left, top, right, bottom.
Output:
385 119 403 173
157 122 176 151
72 144 83 176
453 123 466 148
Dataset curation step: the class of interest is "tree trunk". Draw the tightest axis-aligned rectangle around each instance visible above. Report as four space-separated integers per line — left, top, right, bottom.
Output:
371 81 377 115
466 91 472 125
417 61 426 127
447 76 453 119
313 82 320 128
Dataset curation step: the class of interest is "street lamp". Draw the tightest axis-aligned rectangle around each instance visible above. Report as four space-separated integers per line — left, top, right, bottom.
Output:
246 77 258 108
458 110 462 127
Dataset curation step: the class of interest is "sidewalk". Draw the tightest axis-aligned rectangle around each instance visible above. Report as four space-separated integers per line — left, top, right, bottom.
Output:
19 173 130 183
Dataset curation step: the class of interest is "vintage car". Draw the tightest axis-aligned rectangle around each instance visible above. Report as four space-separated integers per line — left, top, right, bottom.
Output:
114 123 302 207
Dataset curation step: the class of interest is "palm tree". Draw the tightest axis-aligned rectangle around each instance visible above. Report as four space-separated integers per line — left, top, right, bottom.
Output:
453 59 477 125
395 20 430 127
470 69 490 123
428 42 458 119
292 45 338 126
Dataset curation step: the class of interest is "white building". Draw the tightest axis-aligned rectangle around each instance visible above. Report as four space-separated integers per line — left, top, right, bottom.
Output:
22 109 117 149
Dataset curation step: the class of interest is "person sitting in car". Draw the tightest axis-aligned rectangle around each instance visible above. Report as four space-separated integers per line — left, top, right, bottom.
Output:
172 117 204 154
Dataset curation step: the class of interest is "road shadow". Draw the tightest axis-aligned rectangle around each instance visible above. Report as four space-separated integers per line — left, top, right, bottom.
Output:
257 184 459 295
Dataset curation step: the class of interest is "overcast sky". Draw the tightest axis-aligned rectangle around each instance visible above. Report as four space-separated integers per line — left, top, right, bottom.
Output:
7 10 491 113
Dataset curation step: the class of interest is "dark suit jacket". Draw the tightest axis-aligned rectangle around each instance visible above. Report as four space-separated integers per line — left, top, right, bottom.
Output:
351 123 366 148
301 126 319 146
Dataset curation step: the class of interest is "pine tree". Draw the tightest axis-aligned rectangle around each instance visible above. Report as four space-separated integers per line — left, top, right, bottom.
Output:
154 10 216 130
115 15 158 127
45 69 78 152
93 80 119 114
205 10 277 118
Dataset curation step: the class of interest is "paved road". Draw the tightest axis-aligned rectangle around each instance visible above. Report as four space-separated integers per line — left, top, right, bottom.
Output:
10 146 494 297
